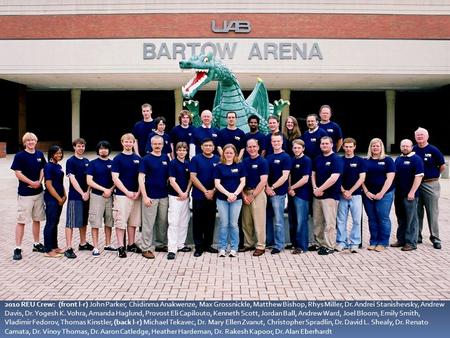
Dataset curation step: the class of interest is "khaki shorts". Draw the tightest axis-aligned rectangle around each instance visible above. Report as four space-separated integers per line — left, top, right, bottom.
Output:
112 195 141 230
17 193 46 224
88 193 114 228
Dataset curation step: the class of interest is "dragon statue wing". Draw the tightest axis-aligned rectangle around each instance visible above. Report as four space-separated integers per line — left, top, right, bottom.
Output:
245 79 271 122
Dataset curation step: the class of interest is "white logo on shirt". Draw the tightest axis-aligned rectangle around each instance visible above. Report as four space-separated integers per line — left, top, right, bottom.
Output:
37 158 42 162
295 164 300 168
107 165 112 169
212 133 218 138
327 128 333 133
234 136 241 141
404 161 411 165
378 162 385 166
350 163 357 167
231 168 239 173
325 162 331 166
252 165 258 169
311 138 317 142
274 160 280 164
133 160 140 164
162 161 168 165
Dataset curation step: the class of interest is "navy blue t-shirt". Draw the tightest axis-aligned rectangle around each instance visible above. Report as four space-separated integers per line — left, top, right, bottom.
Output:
139 153 170 199
170 125 194 148
189 153 220 200
319 121 343 152
301 128 328 160
394 154 424 198
266 152 292 195
313 153 343 200
242 156 269 190
264 133 289 156
290 155 312 201
111 152 141 195
168 158 190 197
86 158 113 196
341 155 366 195
413 144 445 179
44 162 65 200
190 126 219 155
364 157 396 194
66 155 89 200
145 131 172 156
214 162 246 201
217 128 246 153
244 131 267 157
132 120 155 157
11 150 46 196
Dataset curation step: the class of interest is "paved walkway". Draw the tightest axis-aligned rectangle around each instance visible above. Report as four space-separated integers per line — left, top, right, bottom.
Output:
1 153 449 301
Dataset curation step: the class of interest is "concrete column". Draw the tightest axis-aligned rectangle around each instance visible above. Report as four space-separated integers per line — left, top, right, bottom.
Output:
71 89 81 140
174 88 183 126
385 90 396 153
18 85 27 143
280 89 291 126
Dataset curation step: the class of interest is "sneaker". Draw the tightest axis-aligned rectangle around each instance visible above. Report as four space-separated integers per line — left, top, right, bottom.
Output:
32 243 45 253
292 248 303 255
318 247 335 255
218 250 226 257
178 246 192 252
92 248 100 257
367 245 376 251
350 247 359 253
271 248 281 255
155 245 168 252
64 248 77 259
142 250 155 259
334 244 346 252
117 246 127 258
167 252 176 260
78 242 94 251
13 248 22 260
126 243 142 253
104 245 117 251
229 250 237 257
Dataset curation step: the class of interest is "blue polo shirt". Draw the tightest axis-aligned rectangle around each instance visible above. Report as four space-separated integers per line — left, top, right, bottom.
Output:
264 133 289 156
145 131 172 156
132 120 155 157
111 153 141 195
319 121 343 152
190 126 219 155
301 128 328 160
217 128 246 153
44 162 65 200
364 157 396 194
66 155 89 200
168 158 190 197
290 155 312 201
170 125 194 148
245 131 267 157
413 144 445 180
395 154 424 198
214 162 246 200
266 152 292 195
139 153 170 199
313 153 343 200
242 156 269 190
189 153 220 200
341 155 366 196
11 150 46 196
86 158 113 196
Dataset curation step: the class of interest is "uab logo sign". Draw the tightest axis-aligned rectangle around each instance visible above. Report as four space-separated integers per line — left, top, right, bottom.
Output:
211 20 252 33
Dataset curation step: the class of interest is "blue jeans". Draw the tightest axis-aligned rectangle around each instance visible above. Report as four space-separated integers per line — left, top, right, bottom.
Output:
266 197 274 247
216 199 242 251
293 197 309 251
394 195 419 247
287 196 297 247
363 190 394 247
336 195 362 248
44 197 62 253
269 195 286 251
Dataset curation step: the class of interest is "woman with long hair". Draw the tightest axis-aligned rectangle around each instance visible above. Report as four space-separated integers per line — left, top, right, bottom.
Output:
362 138 395 252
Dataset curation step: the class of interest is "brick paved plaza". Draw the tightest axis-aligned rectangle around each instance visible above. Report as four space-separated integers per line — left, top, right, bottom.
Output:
1 154 449 301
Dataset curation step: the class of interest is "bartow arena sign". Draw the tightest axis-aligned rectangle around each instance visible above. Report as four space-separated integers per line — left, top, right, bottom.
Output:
143 41 323 61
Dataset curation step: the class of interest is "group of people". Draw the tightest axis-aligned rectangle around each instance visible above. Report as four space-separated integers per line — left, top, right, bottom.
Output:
11 103 445 261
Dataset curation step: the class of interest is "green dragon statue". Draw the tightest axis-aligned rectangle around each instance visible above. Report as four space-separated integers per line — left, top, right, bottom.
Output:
179 52 289 133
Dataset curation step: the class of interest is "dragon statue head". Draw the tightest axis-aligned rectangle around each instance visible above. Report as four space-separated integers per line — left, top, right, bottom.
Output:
179 52 230 99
